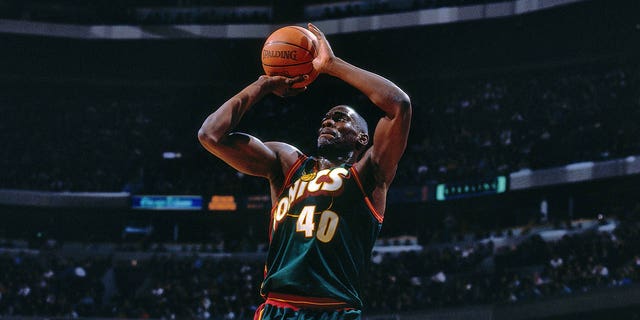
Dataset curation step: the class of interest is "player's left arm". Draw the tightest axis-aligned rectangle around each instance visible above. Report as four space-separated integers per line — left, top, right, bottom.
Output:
308 23 412 186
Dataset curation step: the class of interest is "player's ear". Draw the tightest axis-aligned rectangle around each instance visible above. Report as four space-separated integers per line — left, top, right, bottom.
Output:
357 132 369 148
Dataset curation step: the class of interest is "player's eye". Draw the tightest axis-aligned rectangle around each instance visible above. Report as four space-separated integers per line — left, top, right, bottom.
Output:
334 114 347 122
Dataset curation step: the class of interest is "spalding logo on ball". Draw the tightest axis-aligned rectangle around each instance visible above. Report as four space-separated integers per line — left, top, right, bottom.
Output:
261 26 318 88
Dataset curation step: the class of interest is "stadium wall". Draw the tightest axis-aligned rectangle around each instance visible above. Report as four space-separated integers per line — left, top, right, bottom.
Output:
0 0 584 39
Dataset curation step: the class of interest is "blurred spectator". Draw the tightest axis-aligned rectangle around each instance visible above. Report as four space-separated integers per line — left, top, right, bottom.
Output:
0 212 639 317
1 63 638 194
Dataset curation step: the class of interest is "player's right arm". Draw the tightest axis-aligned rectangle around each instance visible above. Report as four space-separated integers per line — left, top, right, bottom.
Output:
198 75 306 181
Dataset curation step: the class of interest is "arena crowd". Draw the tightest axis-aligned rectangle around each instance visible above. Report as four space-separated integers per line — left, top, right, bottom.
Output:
1 63 638 195
1 208 639 318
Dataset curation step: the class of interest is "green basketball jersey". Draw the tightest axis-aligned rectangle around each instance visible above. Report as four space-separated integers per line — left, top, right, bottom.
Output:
260 156 383 308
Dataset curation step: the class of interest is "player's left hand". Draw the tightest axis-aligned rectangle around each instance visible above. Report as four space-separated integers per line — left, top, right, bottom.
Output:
260 74 308 97
308 23 336 74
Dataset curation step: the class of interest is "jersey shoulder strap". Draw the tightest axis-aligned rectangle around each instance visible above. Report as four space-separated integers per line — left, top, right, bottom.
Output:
276 154 308 197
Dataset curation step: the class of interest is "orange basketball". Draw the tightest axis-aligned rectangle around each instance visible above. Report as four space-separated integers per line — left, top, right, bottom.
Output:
261 26 318 88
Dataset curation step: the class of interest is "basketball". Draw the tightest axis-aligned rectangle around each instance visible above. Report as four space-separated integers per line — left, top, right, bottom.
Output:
261 26 318 88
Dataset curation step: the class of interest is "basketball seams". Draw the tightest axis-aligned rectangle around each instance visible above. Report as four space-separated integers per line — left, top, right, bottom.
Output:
263 61 314 68
287 26 318 54
264 41 314 55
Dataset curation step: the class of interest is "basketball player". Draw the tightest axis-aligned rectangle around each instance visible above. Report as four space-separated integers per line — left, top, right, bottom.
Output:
198 23 411 320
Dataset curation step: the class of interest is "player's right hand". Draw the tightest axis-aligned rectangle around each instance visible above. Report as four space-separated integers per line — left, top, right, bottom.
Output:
260 75 308 97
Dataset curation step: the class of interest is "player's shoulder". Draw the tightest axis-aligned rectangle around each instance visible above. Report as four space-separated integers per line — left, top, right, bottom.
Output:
264 141 305 170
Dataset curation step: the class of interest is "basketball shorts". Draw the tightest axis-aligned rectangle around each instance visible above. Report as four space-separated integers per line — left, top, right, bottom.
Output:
254 293 362 320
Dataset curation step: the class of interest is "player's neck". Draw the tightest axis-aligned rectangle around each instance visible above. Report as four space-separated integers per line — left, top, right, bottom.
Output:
316 151 356 169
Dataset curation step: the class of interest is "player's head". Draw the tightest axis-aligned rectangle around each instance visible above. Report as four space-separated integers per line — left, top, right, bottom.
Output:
317 105 369 159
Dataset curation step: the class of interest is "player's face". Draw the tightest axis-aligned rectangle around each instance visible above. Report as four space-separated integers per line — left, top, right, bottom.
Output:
317 106 360 149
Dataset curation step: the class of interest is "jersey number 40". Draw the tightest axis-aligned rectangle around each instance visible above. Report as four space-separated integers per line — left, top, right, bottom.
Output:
295 205 339 243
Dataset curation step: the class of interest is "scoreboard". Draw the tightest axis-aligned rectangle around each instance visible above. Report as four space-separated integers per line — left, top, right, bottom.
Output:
435 176 507 201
